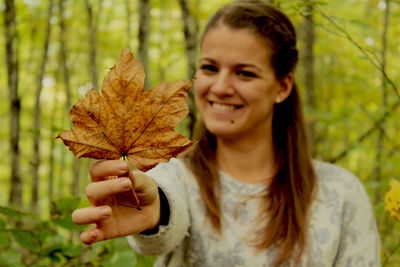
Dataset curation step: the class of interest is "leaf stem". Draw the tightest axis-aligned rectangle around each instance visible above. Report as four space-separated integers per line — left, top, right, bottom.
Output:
122 157 141 210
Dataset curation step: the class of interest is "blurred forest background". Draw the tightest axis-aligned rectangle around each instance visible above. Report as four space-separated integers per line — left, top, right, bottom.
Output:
1 0 399 266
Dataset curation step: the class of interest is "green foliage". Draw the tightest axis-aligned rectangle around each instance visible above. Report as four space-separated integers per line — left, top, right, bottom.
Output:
10 230 40 252
51 197 86 230
0 199 155 266
0 207 28 218
0 249 23 267
1 0 400 265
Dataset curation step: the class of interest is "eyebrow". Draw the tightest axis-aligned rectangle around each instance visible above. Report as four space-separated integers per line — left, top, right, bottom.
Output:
199 57 216 64
199 57 263 72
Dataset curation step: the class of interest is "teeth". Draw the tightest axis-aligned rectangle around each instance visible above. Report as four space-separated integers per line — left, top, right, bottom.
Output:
212 102 236 111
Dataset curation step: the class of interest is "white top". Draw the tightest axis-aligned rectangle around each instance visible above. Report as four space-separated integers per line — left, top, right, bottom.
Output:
127 158 381 267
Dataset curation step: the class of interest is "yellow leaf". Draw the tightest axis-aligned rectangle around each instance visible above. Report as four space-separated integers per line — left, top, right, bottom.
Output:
385 179 400 221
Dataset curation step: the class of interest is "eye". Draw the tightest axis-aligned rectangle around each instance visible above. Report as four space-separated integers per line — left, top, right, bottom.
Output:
200 64 218 73
237 70 257 78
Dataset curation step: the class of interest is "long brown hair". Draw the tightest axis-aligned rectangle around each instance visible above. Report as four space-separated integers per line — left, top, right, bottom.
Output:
184 1 316 266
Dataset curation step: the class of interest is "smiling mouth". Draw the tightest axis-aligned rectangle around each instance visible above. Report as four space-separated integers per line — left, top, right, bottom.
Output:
210 101 243 111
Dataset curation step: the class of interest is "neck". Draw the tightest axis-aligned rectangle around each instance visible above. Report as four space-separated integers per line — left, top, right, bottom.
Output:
216 133 276 184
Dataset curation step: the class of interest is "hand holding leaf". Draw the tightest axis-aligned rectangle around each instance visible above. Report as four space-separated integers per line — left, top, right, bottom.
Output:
58 49 194 242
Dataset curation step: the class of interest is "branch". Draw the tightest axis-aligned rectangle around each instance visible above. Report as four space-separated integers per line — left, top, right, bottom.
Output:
317 8 399 98
309 6 400 162
328 99 400 163
358 103 400 152
383 239 400 267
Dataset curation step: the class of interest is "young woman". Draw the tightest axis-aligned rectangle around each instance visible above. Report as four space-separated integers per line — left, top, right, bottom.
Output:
72 1 381 266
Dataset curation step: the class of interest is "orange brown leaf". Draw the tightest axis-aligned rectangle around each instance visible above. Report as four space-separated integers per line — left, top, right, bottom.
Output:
57 48 194 171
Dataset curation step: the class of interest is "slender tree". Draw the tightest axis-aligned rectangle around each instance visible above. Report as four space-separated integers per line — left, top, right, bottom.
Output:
138 0 151 90
4 0 22 209
374 0 390 199
302 0 316 148
124 0 132 50
157 1 167 82
56 115 67 198
85 0 102 91
48 88 58 211
59 0 81 196
59 0 71 113
31 0 54 213
179 0 199 137
179 0 199 80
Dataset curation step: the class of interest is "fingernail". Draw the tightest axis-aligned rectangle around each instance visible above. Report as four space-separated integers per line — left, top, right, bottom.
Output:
119 161 128 169
101 207 111 217
120 178 131 188
91 231 97 239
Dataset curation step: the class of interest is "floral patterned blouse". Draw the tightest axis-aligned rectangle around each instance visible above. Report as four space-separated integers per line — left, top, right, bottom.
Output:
127 158 381 267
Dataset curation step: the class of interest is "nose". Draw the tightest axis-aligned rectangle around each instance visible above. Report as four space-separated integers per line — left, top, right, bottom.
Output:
210 70 234 96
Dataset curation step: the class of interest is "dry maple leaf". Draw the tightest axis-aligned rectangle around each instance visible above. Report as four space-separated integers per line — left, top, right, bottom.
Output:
57 48 194 172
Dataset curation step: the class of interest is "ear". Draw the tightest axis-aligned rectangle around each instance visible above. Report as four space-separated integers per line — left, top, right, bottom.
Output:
275 73 293 104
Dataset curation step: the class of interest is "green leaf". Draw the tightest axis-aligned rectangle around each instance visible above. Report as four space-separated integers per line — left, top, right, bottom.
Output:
40 243 63 258
349 19 371 29
52 196 81 212
0 206 28 218
62 244 82 258
51 197 85 230
10 230 40 252
36 222 52 244
48 252 63 263
135 253 156 267
101 246 135 267
52 214 85 230
0 231 9 247
0 248 23 267
0 218 6 229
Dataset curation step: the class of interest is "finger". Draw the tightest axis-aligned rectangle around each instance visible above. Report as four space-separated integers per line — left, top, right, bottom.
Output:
86 177 132 204
130 170 153 191
80 227 105 245
72 206 112 225
89 160 130 181
131 171 158 205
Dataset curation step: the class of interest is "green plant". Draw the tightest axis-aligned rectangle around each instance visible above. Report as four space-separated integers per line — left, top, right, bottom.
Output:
0 197 155 266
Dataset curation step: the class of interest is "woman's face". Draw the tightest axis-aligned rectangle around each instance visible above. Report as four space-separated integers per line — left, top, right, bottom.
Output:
194 24 292 140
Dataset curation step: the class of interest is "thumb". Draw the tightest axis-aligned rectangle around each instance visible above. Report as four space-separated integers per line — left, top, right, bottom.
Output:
130 170 159 206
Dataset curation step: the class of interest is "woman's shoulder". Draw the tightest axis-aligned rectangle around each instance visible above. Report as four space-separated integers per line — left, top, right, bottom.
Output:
312 160 368 199
313 160 359 184
145 157 190 181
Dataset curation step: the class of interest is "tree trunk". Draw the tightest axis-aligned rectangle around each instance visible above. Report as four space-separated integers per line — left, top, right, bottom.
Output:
302 0 316 151
85 0 102 91
138 0 151 90
4 0 22 209
179 0 199 137
48 89 58 211
59 0 71 111
124 0 132 50
374 0 390 200
31 0 54 213
56 115 67 198
157 1 167 82
59 0 81 196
